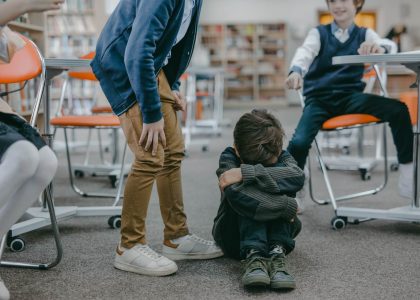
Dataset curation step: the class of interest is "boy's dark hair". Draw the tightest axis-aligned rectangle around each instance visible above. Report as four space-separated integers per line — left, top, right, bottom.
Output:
233 109 285 166
326 0 365 14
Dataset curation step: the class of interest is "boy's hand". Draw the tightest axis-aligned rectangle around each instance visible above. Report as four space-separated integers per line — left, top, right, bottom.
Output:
172 90 186 112
285 72 303 90
219 168 242 191
139 118 166 156
24 0 64 12
358 42 386 55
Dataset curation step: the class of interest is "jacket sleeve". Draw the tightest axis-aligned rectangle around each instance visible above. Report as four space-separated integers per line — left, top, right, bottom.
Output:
124 0 177 124
240 151 304 195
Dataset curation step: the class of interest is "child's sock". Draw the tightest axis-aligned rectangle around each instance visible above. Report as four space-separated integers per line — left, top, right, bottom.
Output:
269 245 285 257
399 162 413 199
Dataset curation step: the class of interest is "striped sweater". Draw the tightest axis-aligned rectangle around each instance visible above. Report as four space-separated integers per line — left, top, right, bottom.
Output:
212 147 304 256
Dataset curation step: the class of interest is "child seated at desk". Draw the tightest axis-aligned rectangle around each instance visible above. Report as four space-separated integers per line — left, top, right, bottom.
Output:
285 0 414 199
213 109 304 289
0 1 63 299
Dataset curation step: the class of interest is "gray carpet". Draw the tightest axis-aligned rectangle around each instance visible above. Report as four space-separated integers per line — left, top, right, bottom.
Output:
2 106 419 300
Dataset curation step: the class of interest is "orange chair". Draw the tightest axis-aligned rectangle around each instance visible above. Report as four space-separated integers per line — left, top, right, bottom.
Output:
51 79 127 199
0 35 62 269
399 91 417 125
298 72 390 230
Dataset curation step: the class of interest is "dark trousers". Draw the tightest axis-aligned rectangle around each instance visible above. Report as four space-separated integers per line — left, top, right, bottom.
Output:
238 215 301 259
287 92 414 169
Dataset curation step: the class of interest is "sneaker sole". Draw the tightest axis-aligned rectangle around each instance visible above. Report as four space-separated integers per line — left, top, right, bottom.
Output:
242 275 270 287
270 280 296 289
114 261 178 277
162 250 224 261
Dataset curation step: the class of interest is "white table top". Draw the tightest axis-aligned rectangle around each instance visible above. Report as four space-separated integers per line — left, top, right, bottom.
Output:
333 53 420 72
44 58 92 71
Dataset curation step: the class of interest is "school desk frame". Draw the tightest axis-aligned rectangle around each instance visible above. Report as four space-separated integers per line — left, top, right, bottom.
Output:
330 53 420 228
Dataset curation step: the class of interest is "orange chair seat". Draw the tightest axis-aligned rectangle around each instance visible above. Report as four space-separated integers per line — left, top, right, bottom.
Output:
322 114 380 130
399 91 418 125
51 115 120 127
91 105 113 114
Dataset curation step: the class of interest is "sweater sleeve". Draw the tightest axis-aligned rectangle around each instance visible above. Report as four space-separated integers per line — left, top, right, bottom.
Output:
224 186 298 222
216 147 241 178
240 151 304 195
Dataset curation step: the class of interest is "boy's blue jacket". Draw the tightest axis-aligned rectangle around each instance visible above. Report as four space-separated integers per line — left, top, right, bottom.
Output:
91 0 203 124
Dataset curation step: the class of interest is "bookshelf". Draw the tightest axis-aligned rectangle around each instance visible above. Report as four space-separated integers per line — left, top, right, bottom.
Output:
45 0 97 114
200 22 287 102
45 0 96 58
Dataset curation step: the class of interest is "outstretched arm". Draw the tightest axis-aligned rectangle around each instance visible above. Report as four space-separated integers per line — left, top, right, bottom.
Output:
0 0 64 26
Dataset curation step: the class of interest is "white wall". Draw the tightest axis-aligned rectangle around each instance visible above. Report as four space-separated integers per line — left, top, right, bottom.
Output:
201 0 420 41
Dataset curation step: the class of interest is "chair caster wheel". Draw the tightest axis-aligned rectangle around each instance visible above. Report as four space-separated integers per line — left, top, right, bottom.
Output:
342 146 350 155
390 163 399 172
331 217 347 230
74 170 85 178
108 215 121 229
202 145 208 152
109 175 117 188
360 169 371 181
7 236 26 252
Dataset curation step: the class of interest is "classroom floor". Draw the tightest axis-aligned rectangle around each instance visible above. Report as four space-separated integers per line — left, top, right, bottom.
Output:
2 106 420 300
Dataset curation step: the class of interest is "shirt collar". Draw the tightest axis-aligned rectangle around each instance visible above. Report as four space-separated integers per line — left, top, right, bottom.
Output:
331 21 355 35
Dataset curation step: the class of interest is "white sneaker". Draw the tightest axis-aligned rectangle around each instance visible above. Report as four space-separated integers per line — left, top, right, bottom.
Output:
0 275 10 300
114 244 177 276
399 162 413 199
162 234 224 261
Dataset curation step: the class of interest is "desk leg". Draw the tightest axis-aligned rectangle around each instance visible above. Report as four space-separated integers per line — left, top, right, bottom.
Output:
415 75 420 208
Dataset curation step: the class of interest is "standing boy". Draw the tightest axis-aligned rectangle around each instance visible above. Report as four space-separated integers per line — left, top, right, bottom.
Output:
286 0 414 198
91 0 222 277
213 110 304 289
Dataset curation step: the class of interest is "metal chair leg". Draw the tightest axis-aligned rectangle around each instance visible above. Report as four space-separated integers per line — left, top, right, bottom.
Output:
64 128 125 198
1 185 63 270
308 124 389 209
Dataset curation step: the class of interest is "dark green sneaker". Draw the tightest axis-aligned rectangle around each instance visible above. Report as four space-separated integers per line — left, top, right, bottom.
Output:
241 250 270 287
268 246 296 289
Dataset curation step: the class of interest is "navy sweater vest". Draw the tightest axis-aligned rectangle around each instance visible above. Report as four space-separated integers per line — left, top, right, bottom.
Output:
303 24 367 98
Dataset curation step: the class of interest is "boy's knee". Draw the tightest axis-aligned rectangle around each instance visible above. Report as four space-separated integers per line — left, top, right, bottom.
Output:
288 136 311 154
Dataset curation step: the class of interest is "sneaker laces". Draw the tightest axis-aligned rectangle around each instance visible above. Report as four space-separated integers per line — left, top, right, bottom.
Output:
189 234 214 246
133 245 162 260
244 256 267 273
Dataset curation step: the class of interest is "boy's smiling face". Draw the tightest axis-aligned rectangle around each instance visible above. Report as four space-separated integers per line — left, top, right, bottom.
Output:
327 0 358 27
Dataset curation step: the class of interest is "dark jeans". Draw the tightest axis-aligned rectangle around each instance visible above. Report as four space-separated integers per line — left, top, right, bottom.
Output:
238 215 301 259
287 92 414 169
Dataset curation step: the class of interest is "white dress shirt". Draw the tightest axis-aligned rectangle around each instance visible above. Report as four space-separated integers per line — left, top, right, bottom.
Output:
290 22 397 76
163 0 195 66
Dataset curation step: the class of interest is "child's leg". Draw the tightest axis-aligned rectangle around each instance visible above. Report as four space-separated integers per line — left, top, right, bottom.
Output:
266 218 301 290
287 101 332 169
237 215 271 287
0 146 57 239
343 92 413 164
238 215 268 258
267 218 301 255
343 92 414 197
0 141 39 209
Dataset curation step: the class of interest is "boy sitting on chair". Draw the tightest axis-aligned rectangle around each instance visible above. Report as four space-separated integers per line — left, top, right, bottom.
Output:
285 0 414 198
213 110 304 289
